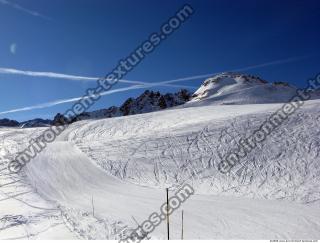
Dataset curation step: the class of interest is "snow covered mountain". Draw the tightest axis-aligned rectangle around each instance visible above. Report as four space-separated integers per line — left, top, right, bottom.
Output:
0 118 52 128
20 118 52 128
64 72 320 124
0 90 191 128
185 72 318 107
5 72 320 127
53 89 191 124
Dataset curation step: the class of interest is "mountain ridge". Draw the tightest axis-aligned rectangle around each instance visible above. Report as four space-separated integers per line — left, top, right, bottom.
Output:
2 72 320 128
0 89 191 128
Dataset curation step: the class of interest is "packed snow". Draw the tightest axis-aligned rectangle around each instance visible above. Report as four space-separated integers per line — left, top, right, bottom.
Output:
1 73 320 240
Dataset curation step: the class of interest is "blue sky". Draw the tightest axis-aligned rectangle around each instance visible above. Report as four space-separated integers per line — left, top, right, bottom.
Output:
0 0 320 121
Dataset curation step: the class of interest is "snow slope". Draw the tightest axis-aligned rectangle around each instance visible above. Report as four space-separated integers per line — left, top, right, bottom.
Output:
1 85 320 239
23 141 320 239
63 100 320 204
0 128 75 240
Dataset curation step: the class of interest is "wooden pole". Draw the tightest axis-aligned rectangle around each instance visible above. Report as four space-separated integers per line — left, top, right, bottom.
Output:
166 188 170 240
92 196 94 216
181 210 184 240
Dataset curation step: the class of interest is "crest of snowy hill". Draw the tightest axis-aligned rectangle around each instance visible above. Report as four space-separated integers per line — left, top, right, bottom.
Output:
0 118 52 128
185 72 320 107
20 118 52 128
55 89 191 124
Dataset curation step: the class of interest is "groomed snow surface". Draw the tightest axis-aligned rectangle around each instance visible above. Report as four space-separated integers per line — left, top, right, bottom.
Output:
1 100 320 240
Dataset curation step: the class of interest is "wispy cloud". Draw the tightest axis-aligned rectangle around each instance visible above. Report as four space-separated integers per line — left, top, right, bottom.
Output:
0 67 141 84
0 82 191 115
0 85 139 115
149 55 312 86
0 69 198 115
0 67 195 89
0 0 52 21
232 55 313 73
0 55 311 115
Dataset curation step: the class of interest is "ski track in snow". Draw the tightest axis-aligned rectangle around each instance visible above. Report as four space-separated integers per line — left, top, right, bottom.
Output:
0 100 320 239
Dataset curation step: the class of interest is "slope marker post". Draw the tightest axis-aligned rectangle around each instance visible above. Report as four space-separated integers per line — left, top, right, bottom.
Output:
166 188 170 240
181 210 184 240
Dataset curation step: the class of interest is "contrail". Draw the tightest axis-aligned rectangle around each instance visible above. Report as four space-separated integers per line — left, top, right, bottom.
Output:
232 55 312 73
0 67 194 89
0 0 52 21
0 67 141 84
0 55 309 85
0 82 189 115
0 55 310 115
0 85 141 115
135 55 310 86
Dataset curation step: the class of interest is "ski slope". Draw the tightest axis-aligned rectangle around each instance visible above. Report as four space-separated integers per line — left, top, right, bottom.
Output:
1 99 320 239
